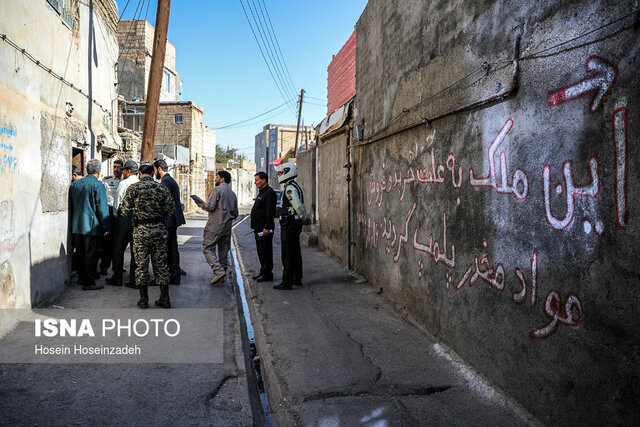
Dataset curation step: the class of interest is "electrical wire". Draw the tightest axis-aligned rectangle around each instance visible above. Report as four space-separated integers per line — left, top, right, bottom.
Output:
213 99 293 129
358 7 638 145
246 0 296 103
239 0 297 116
0 33 111 116
255 0 297 98
117 0 132 22
258 0 297 100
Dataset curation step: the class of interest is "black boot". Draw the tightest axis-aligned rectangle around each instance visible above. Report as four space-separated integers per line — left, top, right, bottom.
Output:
155 285 171 309
137 286 149 309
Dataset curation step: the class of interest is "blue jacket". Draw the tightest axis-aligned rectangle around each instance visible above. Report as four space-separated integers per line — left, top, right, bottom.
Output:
69 175 111 236
161 173 186 228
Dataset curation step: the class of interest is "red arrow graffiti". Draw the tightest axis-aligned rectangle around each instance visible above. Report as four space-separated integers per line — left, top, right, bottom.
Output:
547 55 617 113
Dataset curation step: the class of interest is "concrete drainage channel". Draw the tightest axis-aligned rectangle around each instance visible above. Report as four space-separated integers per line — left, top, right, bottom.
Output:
230 216 273 426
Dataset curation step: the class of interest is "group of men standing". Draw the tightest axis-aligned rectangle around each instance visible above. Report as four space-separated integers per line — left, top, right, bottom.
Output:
69 156 308 309
193 161 307 290
69 158 185 309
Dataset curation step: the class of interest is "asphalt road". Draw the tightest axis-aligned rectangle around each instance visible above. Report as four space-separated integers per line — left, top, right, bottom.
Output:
0 215 252 425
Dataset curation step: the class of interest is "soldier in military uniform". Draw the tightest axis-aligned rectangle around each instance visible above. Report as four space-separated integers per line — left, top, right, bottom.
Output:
119 161 176 309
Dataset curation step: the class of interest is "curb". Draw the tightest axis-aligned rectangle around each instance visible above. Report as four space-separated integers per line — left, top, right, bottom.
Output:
231 227 300 426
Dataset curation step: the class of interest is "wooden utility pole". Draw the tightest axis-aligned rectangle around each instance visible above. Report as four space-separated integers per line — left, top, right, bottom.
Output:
293 88 304 158
140 0 171 161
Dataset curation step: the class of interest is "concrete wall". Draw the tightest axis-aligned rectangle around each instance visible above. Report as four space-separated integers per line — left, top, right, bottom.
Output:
317 134 349 264
295 150 316 223
352 0 639 423
0 0 120 307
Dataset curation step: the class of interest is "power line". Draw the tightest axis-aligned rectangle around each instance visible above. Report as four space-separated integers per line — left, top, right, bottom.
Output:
213 99 293 129
117 0 132 22
254 0 297 98
246 0 296 103
239 0 297 116
258 0 297 99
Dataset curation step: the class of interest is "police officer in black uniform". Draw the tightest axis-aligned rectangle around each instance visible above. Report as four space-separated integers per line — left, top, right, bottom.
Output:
251 171 277 282
274 162 306 290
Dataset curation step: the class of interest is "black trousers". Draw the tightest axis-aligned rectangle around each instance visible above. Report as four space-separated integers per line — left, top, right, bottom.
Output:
167 226 181 284
71 233 101 286
280 222 302 286
99 213 115 270
254 232 273 277
112 216 136 285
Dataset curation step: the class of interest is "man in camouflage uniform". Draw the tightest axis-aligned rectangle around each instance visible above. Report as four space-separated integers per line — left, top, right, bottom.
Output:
120 161 175 309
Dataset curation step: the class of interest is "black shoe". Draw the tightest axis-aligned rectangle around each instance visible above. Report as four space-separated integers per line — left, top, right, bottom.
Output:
257 275 273 282
105 276 122 286
155 285 171 308
137 286 149 309
124 281 140 289
100 267 109 276
252 274 262 280
82 283 104 290
179 268 187 276
273 283 293 290
169 280 180 286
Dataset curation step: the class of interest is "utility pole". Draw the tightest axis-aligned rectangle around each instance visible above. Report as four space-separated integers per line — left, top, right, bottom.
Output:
294 88 304 158
140 0 171 161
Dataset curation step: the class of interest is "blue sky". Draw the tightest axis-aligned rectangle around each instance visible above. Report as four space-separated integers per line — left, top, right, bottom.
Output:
115 0 367 159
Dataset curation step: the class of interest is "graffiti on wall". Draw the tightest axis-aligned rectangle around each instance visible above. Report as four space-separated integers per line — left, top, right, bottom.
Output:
358 55 627 339
0 120 19 175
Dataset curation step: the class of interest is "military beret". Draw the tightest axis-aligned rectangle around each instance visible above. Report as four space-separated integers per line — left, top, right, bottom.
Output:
139 160 154 167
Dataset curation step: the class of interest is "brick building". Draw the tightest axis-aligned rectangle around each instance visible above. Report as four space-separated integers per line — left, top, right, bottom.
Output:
116 20 180 102
116 19 215 212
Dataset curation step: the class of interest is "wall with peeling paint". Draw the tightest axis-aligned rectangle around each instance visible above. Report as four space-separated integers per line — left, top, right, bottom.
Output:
351 0 639 423
0 0 120 307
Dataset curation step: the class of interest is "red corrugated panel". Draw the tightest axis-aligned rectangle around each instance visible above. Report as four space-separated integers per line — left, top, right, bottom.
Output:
327 30 356 116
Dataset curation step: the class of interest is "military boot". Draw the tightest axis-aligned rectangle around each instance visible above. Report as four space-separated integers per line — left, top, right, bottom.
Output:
137 285 149 309
155 285 171 309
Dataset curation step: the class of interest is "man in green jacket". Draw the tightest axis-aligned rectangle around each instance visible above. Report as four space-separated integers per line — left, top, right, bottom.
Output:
69 159 111 290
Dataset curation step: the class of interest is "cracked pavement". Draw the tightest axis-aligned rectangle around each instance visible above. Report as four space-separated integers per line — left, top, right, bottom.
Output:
233 216 535 425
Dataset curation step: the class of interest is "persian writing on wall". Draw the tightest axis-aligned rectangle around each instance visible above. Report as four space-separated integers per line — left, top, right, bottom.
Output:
357 55 629 339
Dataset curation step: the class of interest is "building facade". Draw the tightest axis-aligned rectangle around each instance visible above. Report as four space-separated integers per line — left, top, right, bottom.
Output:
116 19 180 103
0 0 121 307
254 123 314 189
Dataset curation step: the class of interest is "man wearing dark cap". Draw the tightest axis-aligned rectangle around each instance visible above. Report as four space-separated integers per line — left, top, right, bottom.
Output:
154 159 186 286
120 161 175 309
106 160 139 287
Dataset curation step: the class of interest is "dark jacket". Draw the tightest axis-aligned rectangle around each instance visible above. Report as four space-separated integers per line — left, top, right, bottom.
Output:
69 175 111 236
161 173 186 228
251 185 276 231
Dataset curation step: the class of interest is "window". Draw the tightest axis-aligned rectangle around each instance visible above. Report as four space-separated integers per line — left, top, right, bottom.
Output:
46 0 74 29
261 157 265 167
164 70 171 92
121 105 145 132
269 129 277 143
174 114 183 125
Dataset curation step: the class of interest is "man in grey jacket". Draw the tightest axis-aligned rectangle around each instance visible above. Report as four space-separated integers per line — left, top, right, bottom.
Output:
195 170 238 285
